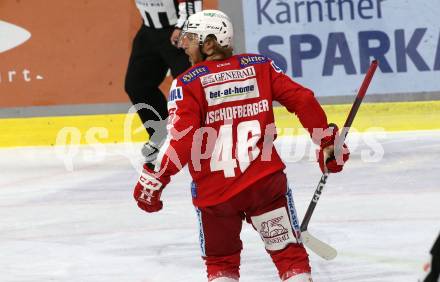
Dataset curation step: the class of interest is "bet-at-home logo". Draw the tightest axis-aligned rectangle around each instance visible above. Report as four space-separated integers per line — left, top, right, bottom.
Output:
204 77 260 106
209 84 255 99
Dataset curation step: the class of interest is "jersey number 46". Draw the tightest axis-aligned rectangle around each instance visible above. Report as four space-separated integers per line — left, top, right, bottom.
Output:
210 120 261 178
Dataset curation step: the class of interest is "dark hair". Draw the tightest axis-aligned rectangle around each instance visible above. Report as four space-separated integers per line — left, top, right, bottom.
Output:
205 34 233 57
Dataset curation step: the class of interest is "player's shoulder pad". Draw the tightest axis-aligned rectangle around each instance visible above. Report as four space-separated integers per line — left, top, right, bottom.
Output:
179 64 210 85
237 53 270 68
270 59 284 73
237 53 284 73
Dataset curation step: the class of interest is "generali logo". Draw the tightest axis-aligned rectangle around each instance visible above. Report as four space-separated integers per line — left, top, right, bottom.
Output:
0 20 43 83
0 20 31 53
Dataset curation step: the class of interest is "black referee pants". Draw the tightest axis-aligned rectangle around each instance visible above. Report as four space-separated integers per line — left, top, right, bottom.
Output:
125 24 191 139
425 233 440 282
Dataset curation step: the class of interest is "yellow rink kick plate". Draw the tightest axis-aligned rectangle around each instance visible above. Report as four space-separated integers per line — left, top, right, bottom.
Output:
1 101 439 147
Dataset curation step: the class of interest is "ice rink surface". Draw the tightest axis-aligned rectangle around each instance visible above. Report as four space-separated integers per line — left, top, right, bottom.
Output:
1 131 439 282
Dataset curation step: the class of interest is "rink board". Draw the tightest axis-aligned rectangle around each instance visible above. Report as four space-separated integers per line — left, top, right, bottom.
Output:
1 100 440 147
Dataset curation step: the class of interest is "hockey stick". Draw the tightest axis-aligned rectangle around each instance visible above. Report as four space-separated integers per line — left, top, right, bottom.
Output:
300 60 379 260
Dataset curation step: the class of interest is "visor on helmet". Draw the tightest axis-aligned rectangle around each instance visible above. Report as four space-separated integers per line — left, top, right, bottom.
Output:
177 31 200 48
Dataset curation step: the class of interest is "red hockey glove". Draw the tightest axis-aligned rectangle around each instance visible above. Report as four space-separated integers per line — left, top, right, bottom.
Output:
133 163 170 213
317 124 350 173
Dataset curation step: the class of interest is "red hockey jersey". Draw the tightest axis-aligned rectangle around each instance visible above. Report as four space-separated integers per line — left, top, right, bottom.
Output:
155 54 329 207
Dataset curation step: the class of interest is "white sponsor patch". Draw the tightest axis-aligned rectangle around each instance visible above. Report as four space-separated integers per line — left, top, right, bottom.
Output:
168 79 183 101
169 86 183 102
168 79 183 109
251 207 297 251
204 78 260 106
201 66 256 87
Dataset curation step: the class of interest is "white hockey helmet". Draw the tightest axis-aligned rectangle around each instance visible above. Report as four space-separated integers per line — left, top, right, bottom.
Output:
181 10 233 48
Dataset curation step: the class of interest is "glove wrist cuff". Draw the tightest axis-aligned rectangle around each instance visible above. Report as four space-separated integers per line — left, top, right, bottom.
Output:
139 170 164 191
319 123 339 148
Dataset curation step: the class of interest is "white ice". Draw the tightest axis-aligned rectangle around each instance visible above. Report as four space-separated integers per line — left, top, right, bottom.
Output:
1 131 439 282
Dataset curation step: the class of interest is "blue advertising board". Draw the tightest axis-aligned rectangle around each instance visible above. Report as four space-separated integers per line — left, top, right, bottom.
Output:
243 0 440 96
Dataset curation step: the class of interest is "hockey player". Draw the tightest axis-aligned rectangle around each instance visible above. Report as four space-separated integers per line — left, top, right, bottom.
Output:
133 10 350 282
125 0 202 159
